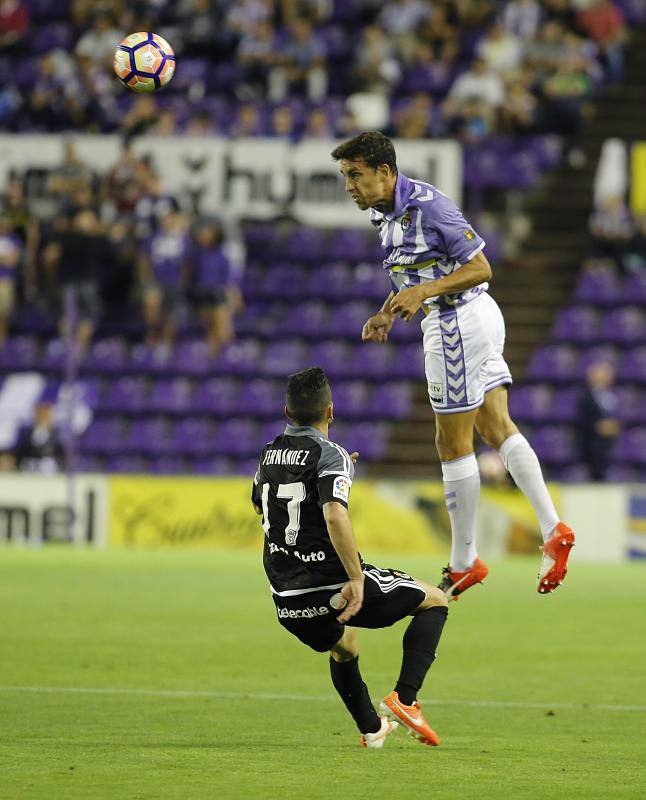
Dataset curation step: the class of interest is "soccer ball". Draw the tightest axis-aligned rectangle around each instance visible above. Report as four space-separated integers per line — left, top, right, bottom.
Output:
113 32 176 93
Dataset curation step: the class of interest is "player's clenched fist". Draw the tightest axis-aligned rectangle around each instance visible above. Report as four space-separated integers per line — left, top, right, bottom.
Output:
361 312 394 343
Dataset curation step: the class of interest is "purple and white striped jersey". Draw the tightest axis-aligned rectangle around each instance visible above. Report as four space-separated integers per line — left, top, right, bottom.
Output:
369 172 487 308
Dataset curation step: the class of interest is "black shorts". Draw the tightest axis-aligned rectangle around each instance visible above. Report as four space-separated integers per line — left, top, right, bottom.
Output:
272 564 426 653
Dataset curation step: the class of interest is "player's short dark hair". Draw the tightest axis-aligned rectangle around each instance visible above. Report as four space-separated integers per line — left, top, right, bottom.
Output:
286 367 332 426
331 131 397 173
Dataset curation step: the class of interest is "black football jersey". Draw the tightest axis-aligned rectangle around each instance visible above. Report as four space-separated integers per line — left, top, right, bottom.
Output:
252 424 357 595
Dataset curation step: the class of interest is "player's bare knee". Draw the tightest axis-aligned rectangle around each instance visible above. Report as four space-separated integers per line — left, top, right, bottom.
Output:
330 629 358 661
418 586 448 611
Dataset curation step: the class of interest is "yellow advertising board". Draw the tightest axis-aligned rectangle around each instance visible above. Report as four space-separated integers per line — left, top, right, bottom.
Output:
107 476 445 552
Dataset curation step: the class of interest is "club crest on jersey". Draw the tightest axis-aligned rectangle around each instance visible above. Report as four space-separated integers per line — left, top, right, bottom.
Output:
400 213 412 229
463 229 476 241
333 475 350 502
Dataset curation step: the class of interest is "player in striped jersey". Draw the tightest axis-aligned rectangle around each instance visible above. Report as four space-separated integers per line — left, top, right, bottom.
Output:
331 132 575 597
252 367 449 748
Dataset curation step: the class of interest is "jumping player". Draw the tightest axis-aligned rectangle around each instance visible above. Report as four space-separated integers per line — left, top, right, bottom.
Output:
331 132 575 598
252 367 449 748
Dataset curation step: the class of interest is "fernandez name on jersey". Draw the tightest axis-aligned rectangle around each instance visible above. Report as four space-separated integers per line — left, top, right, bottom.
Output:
252 424 356 597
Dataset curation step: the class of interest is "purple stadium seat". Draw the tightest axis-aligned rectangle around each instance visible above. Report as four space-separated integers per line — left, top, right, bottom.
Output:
352 263 393 304
617 346 646 383
622 271 646 305
282 228 326 264
613 427 646 465
173 417 217 456
172 340 214 377
508 384 553 423
148 378 193 414
332 381 369 420
574 267 621 306
280 301 329 338
130 343 172 376
192 378 239 415
578 345 619 378
41 338 66 371
147 456 186 475
122 418 171 456
614 386 645 424
527 345 579 382
366 382 412 420
0 336 39 370
326 229 373 263
328 301 373 338
214 419 259 458
259 341 309 377
551 306 601 345
99 376 148 414
261 265 306 299
308 263 351 300
80 418 125 455
237 379 283 417
192 456 233 475
601 307 646 345
390 342 424 380
75 454 103 473
343 422 388 461
527 425 577 466
32 22 72 52
215 339 263 377
309 340 352 378
105 454 147 474
85 338 128 374
549 387 580 423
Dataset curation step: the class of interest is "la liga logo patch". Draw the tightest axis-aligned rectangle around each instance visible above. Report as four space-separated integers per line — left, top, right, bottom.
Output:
332 476 350 502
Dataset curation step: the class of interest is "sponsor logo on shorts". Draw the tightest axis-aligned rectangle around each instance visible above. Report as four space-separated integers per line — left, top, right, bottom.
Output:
428 381 444 402
277 605 330 620
333 476 350 502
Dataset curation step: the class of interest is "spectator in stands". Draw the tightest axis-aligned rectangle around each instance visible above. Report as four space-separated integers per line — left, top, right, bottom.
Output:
538 56 592 163
13 400 65 473
500 69 538 134
48 140 96 212
139 209 191 352
237 21 280 98
269 17 327 101
2 177 38 297
502 0 543 40
189 218 241 357
477 20 524 75
75 11 121 66
403 42 451 95
377 0 432 62
443 57 505 120
418 4 459 64
177 0 222 58
46 207 106 357
447 97 494 143
134 170 179 241
268 104 299 140
542 0 577 29
28 52 80 132
303 106 333 138
588 194 633 267
0 214 21 346
103 141 145 215
390 93 445 140
120 95 160 139
185 109 219 136
576 0 626 82
232 103 265 137
577 361 619 481
523 20 568 83
0 0 29 52
351 24 402 94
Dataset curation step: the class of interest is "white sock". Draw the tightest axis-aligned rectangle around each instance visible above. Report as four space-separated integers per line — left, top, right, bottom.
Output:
442 454 480 571
499 433 559 541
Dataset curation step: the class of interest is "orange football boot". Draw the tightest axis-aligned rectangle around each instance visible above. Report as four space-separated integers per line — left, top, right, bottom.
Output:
380 691 440 746
438 557 489 601
537 522 575 594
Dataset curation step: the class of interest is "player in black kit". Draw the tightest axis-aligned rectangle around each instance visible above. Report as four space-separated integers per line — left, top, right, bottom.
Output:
251 367 449 748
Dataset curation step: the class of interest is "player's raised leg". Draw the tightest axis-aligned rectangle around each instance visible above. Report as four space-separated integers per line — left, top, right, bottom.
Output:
434 409 489 600
476 386 575 593
329 627 398 749
381 583 448 745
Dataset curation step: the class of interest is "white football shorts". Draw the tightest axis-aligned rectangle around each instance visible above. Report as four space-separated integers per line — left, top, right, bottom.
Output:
420 291 512 414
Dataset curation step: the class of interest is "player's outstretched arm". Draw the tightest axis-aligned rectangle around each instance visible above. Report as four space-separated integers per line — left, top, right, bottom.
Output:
362 290 396 343
323 501 364 623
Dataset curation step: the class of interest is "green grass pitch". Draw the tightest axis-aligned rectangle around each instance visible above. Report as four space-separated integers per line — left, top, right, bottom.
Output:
1 548 645 800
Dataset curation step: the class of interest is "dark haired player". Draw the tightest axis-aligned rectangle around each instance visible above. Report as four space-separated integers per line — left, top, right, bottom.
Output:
252 367 449 748
330 132 575 598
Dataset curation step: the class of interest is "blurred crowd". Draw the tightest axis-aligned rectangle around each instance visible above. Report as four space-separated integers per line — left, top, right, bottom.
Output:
0 0 632 145
0 139 243 355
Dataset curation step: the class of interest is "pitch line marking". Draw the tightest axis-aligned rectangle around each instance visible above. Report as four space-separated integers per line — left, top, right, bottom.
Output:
0 685 644 713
